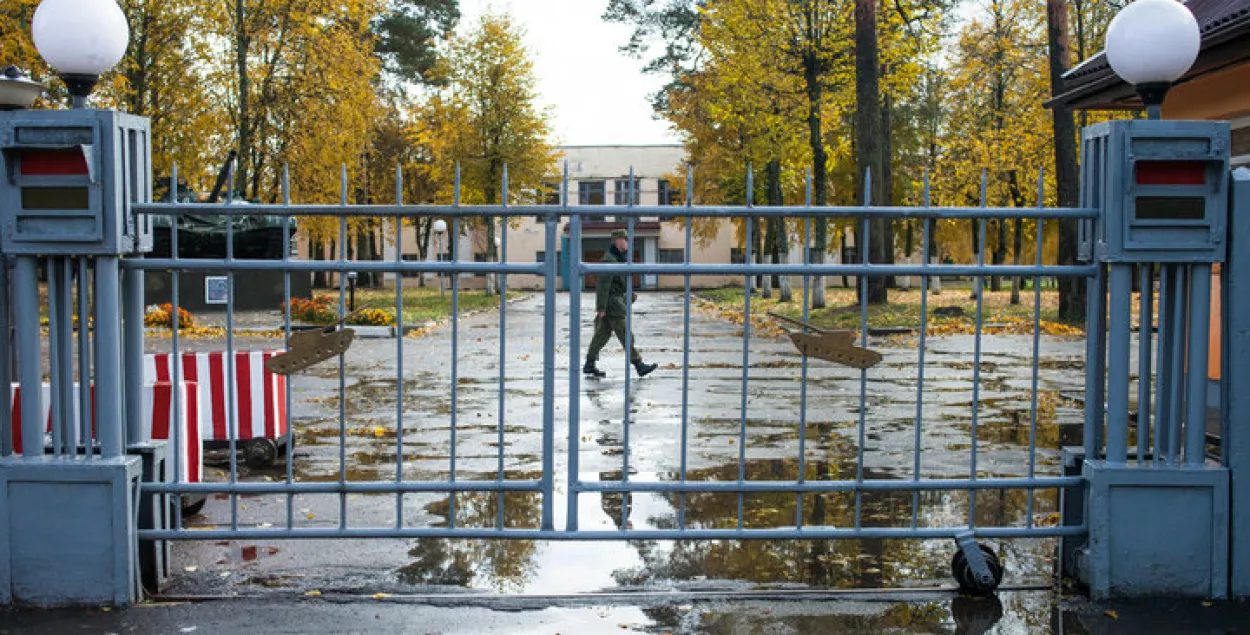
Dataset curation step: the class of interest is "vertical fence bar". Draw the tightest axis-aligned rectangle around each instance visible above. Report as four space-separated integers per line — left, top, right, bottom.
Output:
912 172 932 529
1084 264 1108 460
856 169 872 530
737 165 753 531
282 165 294 528
1106 264 1133 464
58 260 75 454
77 258 93 453
1154 263 1173 464
541 205 557 532
225 162 240 530
449 165 461 528
94 258 123 458
47 259 62 456
499 165 510 530
1167 266 1187 464
969 171 987 524
796 170 812 528
1185 264 1212 466
679 167 693 529
393 164 405 528
565 163 582 531
0 257 10 457
621 167 637 529
169 168 184 510
124 253 145 448
1137 263 1154 462
15 257 42 458
337 165 349 530
1026 174 1045 526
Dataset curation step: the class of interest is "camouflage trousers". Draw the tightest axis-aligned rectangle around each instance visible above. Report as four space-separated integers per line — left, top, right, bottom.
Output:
586 314 642 363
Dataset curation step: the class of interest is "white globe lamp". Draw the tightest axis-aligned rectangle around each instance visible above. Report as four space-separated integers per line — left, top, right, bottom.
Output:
1104 0 1201 118
31 0 130 107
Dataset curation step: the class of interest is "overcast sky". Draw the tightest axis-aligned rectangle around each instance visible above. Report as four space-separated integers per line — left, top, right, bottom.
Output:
457 0 682 147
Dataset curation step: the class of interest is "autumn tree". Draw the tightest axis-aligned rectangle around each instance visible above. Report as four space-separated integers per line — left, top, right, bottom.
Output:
423 12 559 295
935 0 1054 305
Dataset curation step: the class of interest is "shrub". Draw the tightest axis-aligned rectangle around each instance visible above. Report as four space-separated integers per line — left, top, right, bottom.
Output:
347 308 395 327
144 304 195 329
282 295 337 324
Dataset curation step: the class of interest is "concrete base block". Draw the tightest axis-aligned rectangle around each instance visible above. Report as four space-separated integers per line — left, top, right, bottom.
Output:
1083 460 1229 599
0 456 143 607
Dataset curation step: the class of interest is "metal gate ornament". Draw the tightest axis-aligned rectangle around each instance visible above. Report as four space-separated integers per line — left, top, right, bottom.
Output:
769 312 882 369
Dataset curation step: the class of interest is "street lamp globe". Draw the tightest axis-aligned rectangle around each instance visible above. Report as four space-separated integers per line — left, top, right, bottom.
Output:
32 0 129 107
1105 0 1201 117
432 219 447 235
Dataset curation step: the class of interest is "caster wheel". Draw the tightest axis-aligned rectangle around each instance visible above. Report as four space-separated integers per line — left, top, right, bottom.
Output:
951 543 1004 595
245 438 279 468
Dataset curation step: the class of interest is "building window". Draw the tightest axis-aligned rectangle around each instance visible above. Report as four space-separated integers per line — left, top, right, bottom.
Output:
658 179 680 205
614 178 640 205
1233 123 1250 167
541 182 561 205
658 248 685 264
730 248 746 264
536 250 545 263
579 181 605 205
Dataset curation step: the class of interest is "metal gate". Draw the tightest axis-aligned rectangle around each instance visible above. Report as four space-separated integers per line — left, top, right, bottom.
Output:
116 163 1103 593
3 120 1245 603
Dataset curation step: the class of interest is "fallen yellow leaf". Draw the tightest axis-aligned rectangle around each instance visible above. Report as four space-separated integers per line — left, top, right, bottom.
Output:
1202 601 1214 607
1104 609 1118 619
373 593 391 599
306 513 315 520
304 590 322 597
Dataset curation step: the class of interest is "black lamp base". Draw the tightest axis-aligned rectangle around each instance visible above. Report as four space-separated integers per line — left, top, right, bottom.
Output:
60 73 98 108
1136 82 1171 119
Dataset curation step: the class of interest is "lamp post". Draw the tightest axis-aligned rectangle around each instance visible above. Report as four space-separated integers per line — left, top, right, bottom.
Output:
432 219 447 297
1104 0 1201 120
346 271 358 313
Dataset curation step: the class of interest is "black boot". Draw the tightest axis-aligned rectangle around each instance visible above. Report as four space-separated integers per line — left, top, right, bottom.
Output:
583 359 606 377
633 360 658 377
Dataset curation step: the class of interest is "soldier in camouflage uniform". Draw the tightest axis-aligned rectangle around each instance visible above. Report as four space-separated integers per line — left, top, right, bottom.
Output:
583 230 658 378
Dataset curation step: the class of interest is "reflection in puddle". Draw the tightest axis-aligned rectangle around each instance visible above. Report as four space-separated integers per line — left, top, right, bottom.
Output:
391 460 1058 594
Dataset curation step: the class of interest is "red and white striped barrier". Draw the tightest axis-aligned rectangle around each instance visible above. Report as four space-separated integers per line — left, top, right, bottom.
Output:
143 351 289 443
7 381 203 483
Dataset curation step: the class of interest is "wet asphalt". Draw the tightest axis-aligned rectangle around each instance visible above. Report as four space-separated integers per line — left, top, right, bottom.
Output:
9 292 1244 633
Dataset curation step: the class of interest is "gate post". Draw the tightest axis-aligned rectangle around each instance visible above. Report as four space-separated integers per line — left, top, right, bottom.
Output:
0 105 154 606
1073 119 1232 599
1223 167 1250 596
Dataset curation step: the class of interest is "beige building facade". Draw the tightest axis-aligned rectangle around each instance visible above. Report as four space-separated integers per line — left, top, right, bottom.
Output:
380 144 833 292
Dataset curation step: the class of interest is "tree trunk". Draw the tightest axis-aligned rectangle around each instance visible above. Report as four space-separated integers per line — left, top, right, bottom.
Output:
767 159 787 300
234 0 251 200
992 219 1007 291
804 51 829 309
882 89 895 289
312 239 326 288
1047 0 1085 322
970 221 981 299
1011 218 1023 304
855 0 888 305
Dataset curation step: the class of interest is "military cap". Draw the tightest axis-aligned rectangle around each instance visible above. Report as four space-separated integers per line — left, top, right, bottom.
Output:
610 229 628 239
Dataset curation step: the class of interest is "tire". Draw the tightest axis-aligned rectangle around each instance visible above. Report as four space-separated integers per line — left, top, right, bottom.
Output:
244 438 279 468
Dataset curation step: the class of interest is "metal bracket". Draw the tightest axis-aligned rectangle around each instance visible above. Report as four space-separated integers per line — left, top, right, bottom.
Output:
955 531 996 588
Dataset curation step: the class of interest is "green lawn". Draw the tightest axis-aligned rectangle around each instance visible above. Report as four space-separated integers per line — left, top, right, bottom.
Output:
694 283 1081 336
345 286 525 326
